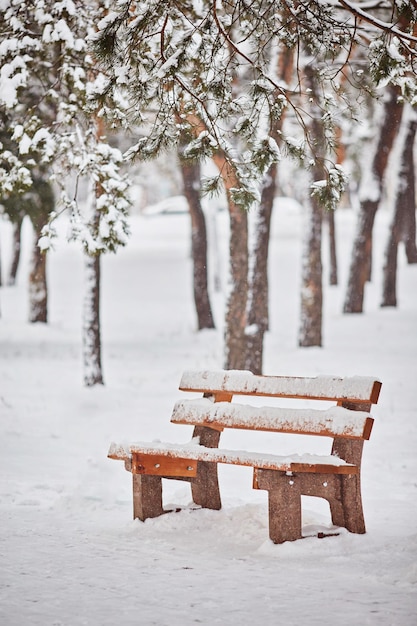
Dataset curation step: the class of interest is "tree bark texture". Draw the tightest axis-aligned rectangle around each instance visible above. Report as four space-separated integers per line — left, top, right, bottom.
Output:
181 112 249 370
401 112 417 264
298 194 323 347
224 192 249 370
298 64 325 348
178 149 215 330
244 46 294 373
83 252 104 386
206 148 248 370
381 108 417 306
245 163 276 374
344 85 403 313
28 220 48 323
7 217 23 286
27 178 54 323
327 209 338 286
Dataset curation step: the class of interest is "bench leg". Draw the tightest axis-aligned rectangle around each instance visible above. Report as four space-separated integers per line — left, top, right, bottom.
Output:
285 472 365 534
191 461 222 510
254 469 302 543
296 473 346 530
339 474 366 534
331 437 366 533
132 474 164 521
284 473 365 534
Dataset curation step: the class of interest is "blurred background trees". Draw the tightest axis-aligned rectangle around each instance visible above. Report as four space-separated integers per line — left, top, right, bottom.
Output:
1 1 416 381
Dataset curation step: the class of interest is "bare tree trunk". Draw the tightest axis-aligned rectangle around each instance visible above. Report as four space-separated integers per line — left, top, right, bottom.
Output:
404 199 417 264
401 112 417 264
381 107 417 306
326 126 346 288
194 136 249 370
224 189 249 370
28 219 48 323
298 64 325 348
27 177 54 323
7 217 23 286
244 163 276 374
178 147 215 330
244 46 294 374
299 193 323 347
83 251 103 386
327 209 338 286
82 114 107 387
343 85 403 313
381 217 400 308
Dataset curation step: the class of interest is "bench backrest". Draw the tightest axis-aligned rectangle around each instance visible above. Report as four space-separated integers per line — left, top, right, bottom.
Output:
171 371 381 465
178 370 381 405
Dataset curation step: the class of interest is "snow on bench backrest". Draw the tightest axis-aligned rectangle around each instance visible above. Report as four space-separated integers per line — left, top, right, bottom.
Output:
179 370 381 404
171 399 374 439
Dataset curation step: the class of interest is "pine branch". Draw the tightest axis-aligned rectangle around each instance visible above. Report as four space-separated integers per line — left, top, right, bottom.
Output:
337 0 417 45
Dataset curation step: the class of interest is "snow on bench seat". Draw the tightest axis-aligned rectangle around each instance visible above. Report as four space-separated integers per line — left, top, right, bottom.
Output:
171 398 374 439
179 370 381 404
108 440 358 475
108 369 381 542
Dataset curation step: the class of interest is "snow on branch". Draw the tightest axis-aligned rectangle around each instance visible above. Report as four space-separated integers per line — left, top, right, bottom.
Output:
0 1 131 254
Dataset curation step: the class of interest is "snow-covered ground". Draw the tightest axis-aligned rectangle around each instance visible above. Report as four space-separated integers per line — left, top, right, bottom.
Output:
1 202 416 625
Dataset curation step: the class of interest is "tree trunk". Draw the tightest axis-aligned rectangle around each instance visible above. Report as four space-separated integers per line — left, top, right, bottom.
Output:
27 178 54 323
343 85 403 313
326 122 348 287
28 220 48 323
401 111 417 264
244 46 294 373
224 189 249 370
7 217 23 286
299 193 323 347
178 148 215 330
244 163 276 374
83 251 104 386
381 216 400 307
381 107 417 306
176 111 246 362
298 64 325 348
202 140 249 370
328 209 338 286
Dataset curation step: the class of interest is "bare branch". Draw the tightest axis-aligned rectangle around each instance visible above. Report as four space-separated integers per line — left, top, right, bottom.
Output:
337 0 417 44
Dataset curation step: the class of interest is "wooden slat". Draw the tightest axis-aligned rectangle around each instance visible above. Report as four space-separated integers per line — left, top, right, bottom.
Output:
171 399 374 439
131 452 197 477
108 442 130 461
179 370 381 404
119 442 359 475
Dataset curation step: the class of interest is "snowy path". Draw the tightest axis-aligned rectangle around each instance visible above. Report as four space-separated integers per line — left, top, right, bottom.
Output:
1 207 416 625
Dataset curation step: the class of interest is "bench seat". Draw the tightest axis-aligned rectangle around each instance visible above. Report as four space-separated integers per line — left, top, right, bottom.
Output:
108 440 359 475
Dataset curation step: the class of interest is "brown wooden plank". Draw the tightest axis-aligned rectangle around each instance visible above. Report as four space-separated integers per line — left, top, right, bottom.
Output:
362 417 374 440
288 463 358 475
179 370 381 403
108 442 130 461
127 444 358 475
171 400 372 439
368 380 382 405
204 391 233 403
131 452 198 477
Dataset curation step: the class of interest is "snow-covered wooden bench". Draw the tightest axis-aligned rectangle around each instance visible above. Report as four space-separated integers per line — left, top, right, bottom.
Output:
108 369 381 543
